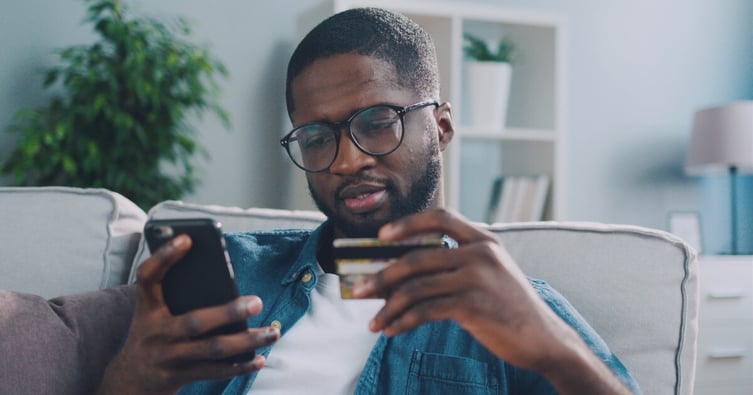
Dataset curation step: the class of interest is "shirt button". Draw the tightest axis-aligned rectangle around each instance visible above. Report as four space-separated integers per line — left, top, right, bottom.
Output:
301 271 313 283
270 320 282 330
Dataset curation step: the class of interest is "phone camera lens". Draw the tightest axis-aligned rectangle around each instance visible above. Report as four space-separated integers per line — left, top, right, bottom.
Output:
154 225 174 238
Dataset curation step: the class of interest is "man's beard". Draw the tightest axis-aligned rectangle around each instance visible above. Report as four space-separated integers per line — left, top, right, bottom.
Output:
308 147 442 238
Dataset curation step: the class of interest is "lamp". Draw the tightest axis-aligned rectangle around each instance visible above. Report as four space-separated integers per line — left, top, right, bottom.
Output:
685 101 753 254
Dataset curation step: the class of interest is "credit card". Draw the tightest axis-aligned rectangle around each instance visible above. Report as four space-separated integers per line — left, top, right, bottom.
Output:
334 236 446 299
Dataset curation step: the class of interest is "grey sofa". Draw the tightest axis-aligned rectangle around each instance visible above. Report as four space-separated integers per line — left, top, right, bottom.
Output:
0 187 699 394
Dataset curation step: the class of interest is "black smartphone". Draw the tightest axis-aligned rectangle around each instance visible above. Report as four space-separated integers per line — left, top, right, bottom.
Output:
144 218 254 363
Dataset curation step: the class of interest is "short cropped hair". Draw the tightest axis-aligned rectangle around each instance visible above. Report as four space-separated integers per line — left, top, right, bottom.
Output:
285 7 439 115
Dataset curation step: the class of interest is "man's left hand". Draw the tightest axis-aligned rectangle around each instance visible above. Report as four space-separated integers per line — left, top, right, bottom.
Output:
351 208 585 372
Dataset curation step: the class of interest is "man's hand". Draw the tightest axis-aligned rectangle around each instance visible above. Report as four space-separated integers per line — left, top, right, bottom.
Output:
97 234 280 395
351 208 631 395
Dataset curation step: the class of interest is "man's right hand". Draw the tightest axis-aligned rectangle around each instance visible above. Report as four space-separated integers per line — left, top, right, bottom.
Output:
97 234 280 395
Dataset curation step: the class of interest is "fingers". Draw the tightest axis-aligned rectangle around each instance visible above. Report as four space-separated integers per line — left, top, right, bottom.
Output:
161 300 280 382
368 270 464 335
378 295 460 336
127 295 279 386
171 326 280 363
119 234 283 391
169 354 268 384
351 246 462 298
137 352 268 390
135 234 192 310
379 208 497 245
353 241 499 298
352 236 519 337
169 296 264 340
361 247 494 335
350 246 469 334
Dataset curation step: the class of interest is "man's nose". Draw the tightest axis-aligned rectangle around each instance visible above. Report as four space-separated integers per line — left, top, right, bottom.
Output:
329 133 377 175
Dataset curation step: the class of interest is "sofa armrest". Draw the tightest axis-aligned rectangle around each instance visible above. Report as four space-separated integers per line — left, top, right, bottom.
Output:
488 221 699 395
0 187 147 298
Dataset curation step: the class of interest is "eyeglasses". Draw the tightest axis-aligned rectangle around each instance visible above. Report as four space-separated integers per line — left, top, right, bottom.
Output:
280 99 439 172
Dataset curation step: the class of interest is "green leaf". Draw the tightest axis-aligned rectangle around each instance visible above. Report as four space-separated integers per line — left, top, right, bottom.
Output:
62 155 77 174
22 139 41 157
463 32 515 63
43 70 59 87
93 93 107 112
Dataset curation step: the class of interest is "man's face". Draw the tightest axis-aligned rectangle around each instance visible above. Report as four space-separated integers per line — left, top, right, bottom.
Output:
289 54 453 238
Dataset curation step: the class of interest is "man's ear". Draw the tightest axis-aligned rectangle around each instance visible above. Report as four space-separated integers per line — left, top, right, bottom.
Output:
435 102 455 151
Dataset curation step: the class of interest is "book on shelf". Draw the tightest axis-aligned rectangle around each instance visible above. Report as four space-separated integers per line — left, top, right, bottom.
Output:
485 177 505 224
485 175 516 224
485 174 550 224
528 174 550 222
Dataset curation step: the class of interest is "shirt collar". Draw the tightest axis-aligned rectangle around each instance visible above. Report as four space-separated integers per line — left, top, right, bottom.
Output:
280 220 332 285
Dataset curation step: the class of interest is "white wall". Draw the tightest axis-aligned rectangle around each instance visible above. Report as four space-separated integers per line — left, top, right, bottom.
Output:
1 0 752 242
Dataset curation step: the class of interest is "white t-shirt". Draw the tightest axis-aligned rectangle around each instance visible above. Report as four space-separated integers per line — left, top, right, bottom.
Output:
250 268 384 394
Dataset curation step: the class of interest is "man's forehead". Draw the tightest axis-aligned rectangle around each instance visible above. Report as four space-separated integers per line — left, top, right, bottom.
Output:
290 54 407 121
294 54 398 89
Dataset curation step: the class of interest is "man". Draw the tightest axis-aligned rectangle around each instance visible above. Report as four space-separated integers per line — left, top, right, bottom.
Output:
98 7 641 395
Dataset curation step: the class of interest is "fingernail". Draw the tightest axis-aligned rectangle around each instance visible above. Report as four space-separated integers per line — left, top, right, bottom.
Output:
251 354 266 369
379 223 399 238
244 298 261 314
265 326 280 341
171 234 187 248
368 318 379 332
351 277 374 298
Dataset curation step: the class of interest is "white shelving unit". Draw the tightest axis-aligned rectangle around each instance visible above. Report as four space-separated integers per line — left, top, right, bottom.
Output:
290 0 566 222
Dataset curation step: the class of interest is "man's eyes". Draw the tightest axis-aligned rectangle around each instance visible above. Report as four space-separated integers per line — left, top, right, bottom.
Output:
369 119 398 128
301 132 335 149
361 117 399 132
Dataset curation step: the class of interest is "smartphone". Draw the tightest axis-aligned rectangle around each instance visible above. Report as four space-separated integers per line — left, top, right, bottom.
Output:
144 218 254 363
333 236 447 299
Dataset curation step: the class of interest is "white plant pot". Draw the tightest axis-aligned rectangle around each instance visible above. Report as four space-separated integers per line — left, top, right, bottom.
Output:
463 61 511 130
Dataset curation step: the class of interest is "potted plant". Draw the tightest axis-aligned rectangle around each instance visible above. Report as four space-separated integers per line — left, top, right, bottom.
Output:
0 0 229 210
462 33 515 130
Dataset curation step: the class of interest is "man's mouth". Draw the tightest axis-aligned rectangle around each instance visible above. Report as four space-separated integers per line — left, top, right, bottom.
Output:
339 184 387 214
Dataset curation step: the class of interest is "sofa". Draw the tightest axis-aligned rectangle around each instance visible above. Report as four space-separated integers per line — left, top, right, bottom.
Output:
0 186 699 394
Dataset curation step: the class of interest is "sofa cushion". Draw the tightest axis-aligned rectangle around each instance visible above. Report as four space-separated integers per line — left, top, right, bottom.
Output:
127 200 326 283
0 286 135 395
0 187 147 298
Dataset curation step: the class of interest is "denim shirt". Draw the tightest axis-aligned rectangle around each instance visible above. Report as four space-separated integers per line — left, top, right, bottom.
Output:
180 222 641 395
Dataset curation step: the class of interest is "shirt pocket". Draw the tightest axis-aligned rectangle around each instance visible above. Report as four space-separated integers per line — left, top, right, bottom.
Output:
406 351 499 395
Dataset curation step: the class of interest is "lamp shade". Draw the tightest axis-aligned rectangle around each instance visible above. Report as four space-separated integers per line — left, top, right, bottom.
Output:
685 101 753 175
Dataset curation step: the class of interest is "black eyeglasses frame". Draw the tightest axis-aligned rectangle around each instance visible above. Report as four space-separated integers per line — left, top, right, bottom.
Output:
280 99 439 172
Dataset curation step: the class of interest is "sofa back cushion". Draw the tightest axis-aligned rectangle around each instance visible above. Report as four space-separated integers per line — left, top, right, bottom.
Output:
0 187 147 298
127 200 326 282
489 221 698 395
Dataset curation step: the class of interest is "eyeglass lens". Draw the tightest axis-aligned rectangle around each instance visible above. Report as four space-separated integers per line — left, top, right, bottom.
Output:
287 105 403 171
